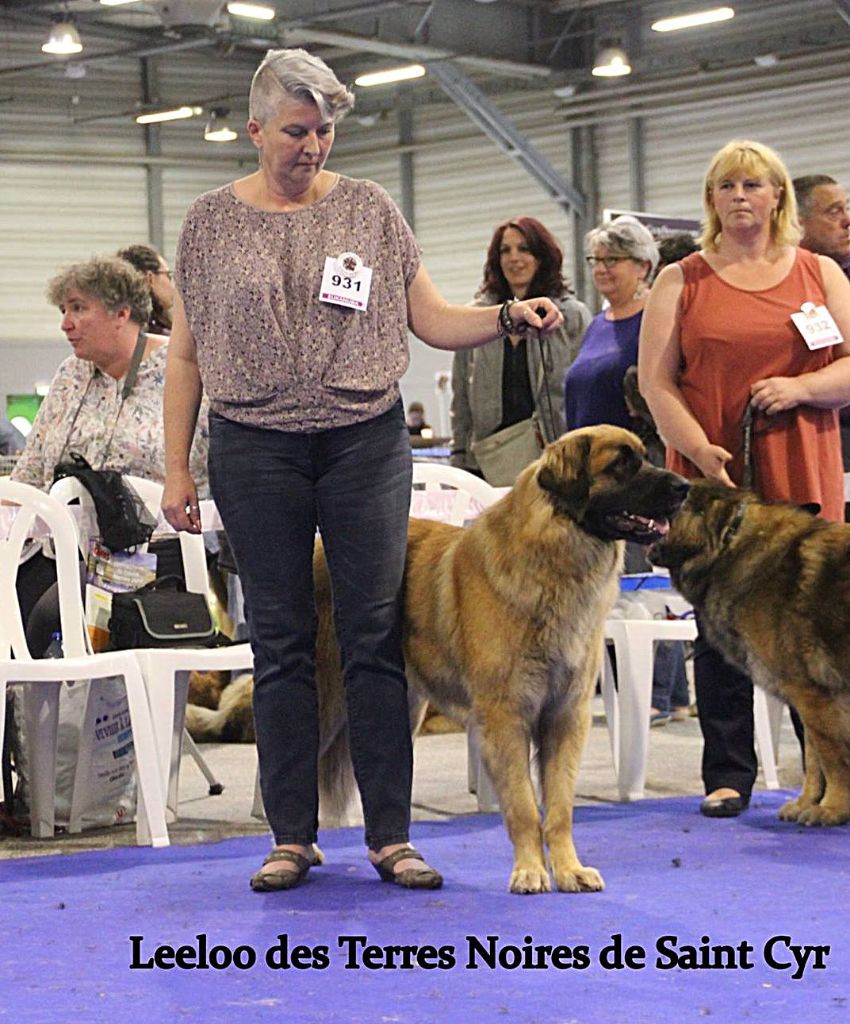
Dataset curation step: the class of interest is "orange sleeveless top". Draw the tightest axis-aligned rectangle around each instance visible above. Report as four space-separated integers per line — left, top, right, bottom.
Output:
667 248 844 522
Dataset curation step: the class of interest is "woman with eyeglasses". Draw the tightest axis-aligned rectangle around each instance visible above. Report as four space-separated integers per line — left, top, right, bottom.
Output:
450 216 591 481
563 217 658 433
118 244 176 335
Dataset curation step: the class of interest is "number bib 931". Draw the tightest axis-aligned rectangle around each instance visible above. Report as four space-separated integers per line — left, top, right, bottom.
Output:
319 251 373 311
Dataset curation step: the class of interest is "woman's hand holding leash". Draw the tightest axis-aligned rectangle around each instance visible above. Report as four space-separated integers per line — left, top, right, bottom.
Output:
506 297 564 334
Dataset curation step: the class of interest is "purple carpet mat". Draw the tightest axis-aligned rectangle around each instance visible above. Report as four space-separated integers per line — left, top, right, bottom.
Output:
2 791 848 1024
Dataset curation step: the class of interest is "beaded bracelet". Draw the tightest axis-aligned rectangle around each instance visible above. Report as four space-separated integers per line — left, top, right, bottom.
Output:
497 298 529 339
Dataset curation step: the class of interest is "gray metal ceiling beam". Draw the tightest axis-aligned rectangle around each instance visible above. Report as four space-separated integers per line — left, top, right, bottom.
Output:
280 26 552 78
424 59 586 217
834 0 850 27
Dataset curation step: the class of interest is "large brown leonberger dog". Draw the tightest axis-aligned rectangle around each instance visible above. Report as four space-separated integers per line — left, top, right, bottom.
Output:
649 478 850 828
190 426 688 892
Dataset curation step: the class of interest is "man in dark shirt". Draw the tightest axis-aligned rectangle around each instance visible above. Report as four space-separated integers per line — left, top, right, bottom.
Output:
793 174 850 280
793 173 850 499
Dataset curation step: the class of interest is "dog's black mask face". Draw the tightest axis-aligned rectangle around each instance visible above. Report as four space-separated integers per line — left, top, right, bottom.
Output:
537 429 690 544
647 479 743 573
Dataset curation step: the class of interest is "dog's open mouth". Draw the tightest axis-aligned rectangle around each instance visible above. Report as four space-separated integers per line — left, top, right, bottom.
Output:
604 511 671 544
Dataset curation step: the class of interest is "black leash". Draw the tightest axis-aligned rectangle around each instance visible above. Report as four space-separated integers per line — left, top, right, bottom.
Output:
741 401 756 490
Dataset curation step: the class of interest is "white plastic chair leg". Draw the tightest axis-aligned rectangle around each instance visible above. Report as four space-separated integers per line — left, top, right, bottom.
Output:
134 650 177 816
180 729 223 796
466 724 500 812
608 621 656 802
599 641 620 774
251 761 265 820
68 680 97 834
21 684 61 838
754 687 783 789
123 667 170 848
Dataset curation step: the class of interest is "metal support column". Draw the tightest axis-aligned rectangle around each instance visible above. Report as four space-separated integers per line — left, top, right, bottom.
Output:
141 57 164 252
628 116 646 213
398 87 415 231
571 123 598 309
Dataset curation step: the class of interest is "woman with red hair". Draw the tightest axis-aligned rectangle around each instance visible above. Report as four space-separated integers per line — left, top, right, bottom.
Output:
450 216 590 480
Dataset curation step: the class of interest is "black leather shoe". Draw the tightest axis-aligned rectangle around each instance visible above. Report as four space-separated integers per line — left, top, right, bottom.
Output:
700 794 750 818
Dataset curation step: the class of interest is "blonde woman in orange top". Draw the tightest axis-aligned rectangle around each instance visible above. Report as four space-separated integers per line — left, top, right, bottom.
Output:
640 139 850 818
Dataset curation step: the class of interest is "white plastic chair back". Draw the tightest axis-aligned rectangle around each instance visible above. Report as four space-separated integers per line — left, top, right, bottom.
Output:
411 463 500 526
3 478 90 658
123 475 209 596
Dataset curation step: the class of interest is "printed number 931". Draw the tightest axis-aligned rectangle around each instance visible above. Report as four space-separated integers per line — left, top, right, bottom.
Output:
331 274 361 291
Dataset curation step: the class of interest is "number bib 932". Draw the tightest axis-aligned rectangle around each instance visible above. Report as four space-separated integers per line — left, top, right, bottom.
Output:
319 251 373 311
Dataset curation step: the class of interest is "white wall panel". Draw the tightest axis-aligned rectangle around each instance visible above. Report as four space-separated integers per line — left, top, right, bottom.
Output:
1 161 149 395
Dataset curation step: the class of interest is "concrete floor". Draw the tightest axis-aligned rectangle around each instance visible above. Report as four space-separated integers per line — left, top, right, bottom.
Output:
0 697 804 860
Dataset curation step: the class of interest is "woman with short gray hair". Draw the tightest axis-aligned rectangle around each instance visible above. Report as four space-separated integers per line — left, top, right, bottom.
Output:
563 216 659 431
163 46 565 894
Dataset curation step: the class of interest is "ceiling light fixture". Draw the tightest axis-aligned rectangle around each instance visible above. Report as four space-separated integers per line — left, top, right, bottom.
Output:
354 65 426 88
651 6 735 32
135 105 203 124
591 45 631 78
99 0 143 7
754 53 778 67
41 14 83 55
204 107 238 141
226 1 275 20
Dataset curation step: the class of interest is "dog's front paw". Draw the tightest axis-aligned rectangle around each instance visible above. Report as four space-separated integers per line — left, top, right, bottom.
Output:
778 796 811 821
508 865 552 894
796 802 850 827
553 865 605 893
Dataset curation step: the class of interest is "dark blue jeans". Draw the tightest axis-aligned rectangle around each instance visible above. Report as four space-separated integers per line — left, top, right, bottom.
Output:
209 402 413 851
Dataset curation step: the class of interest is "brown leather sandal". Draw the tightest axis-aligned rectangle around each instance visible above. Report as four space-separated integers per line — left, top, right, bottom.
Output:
250 849 317 892
371 847 443 889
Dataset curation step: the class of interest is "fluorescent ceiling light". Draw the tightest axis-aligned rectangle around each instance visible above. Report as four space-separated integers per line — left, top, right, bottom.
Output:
226 2 275 19
42 17 83 55
135 105 202 124
651 6 735 32
354 65 426 87
99 0 143 7
592 47 631 77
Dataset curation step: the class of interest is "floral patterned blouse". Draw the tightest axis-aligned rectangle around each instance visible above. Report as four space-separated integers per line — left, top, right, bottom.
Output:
12 345 209 495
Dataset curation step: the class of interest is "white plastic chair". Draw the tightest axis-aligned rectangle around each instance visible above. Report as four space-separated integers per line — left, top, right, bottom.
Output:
411 463 505 811
411 462 503 526
601 596 784 801
49 474 254 820
119 476 255 820
0 478 169 846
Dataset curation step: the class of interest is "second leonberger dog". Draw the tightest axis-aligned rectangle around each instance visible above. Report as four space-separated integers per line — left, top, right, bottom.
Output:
649 479 850 827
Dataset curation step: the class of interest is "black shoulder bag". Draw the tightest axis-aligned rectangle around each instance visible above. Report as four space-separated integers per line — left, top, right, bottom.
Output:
107 575 230 650
51 331 157 553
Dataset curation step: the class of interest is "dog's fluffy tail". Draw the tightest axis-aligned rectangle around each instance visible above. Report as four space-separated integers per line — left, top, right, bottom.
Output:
318 723 358 824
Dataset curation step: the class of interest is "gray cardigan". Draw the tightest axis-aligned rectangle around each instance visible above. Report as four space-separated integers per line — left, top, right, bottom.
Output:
450 292 591 472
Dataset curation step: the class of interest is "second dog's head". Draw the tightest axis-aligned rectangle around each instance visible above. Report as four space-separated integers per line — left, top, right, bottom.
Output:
532 425 689 544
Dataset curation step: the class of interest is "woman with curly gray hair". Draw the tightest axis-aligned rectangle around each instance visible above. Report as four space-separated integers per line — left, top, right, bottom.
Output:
11 254 208 655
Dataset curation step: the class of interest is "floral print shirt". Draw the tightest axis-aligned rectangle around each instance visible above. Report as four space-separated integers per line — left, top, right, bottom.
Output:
13 345 209 494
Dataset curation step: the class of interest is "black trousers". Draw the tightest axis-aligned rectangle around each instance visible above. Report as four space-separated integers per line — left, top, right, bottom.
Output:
695 619 804 798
